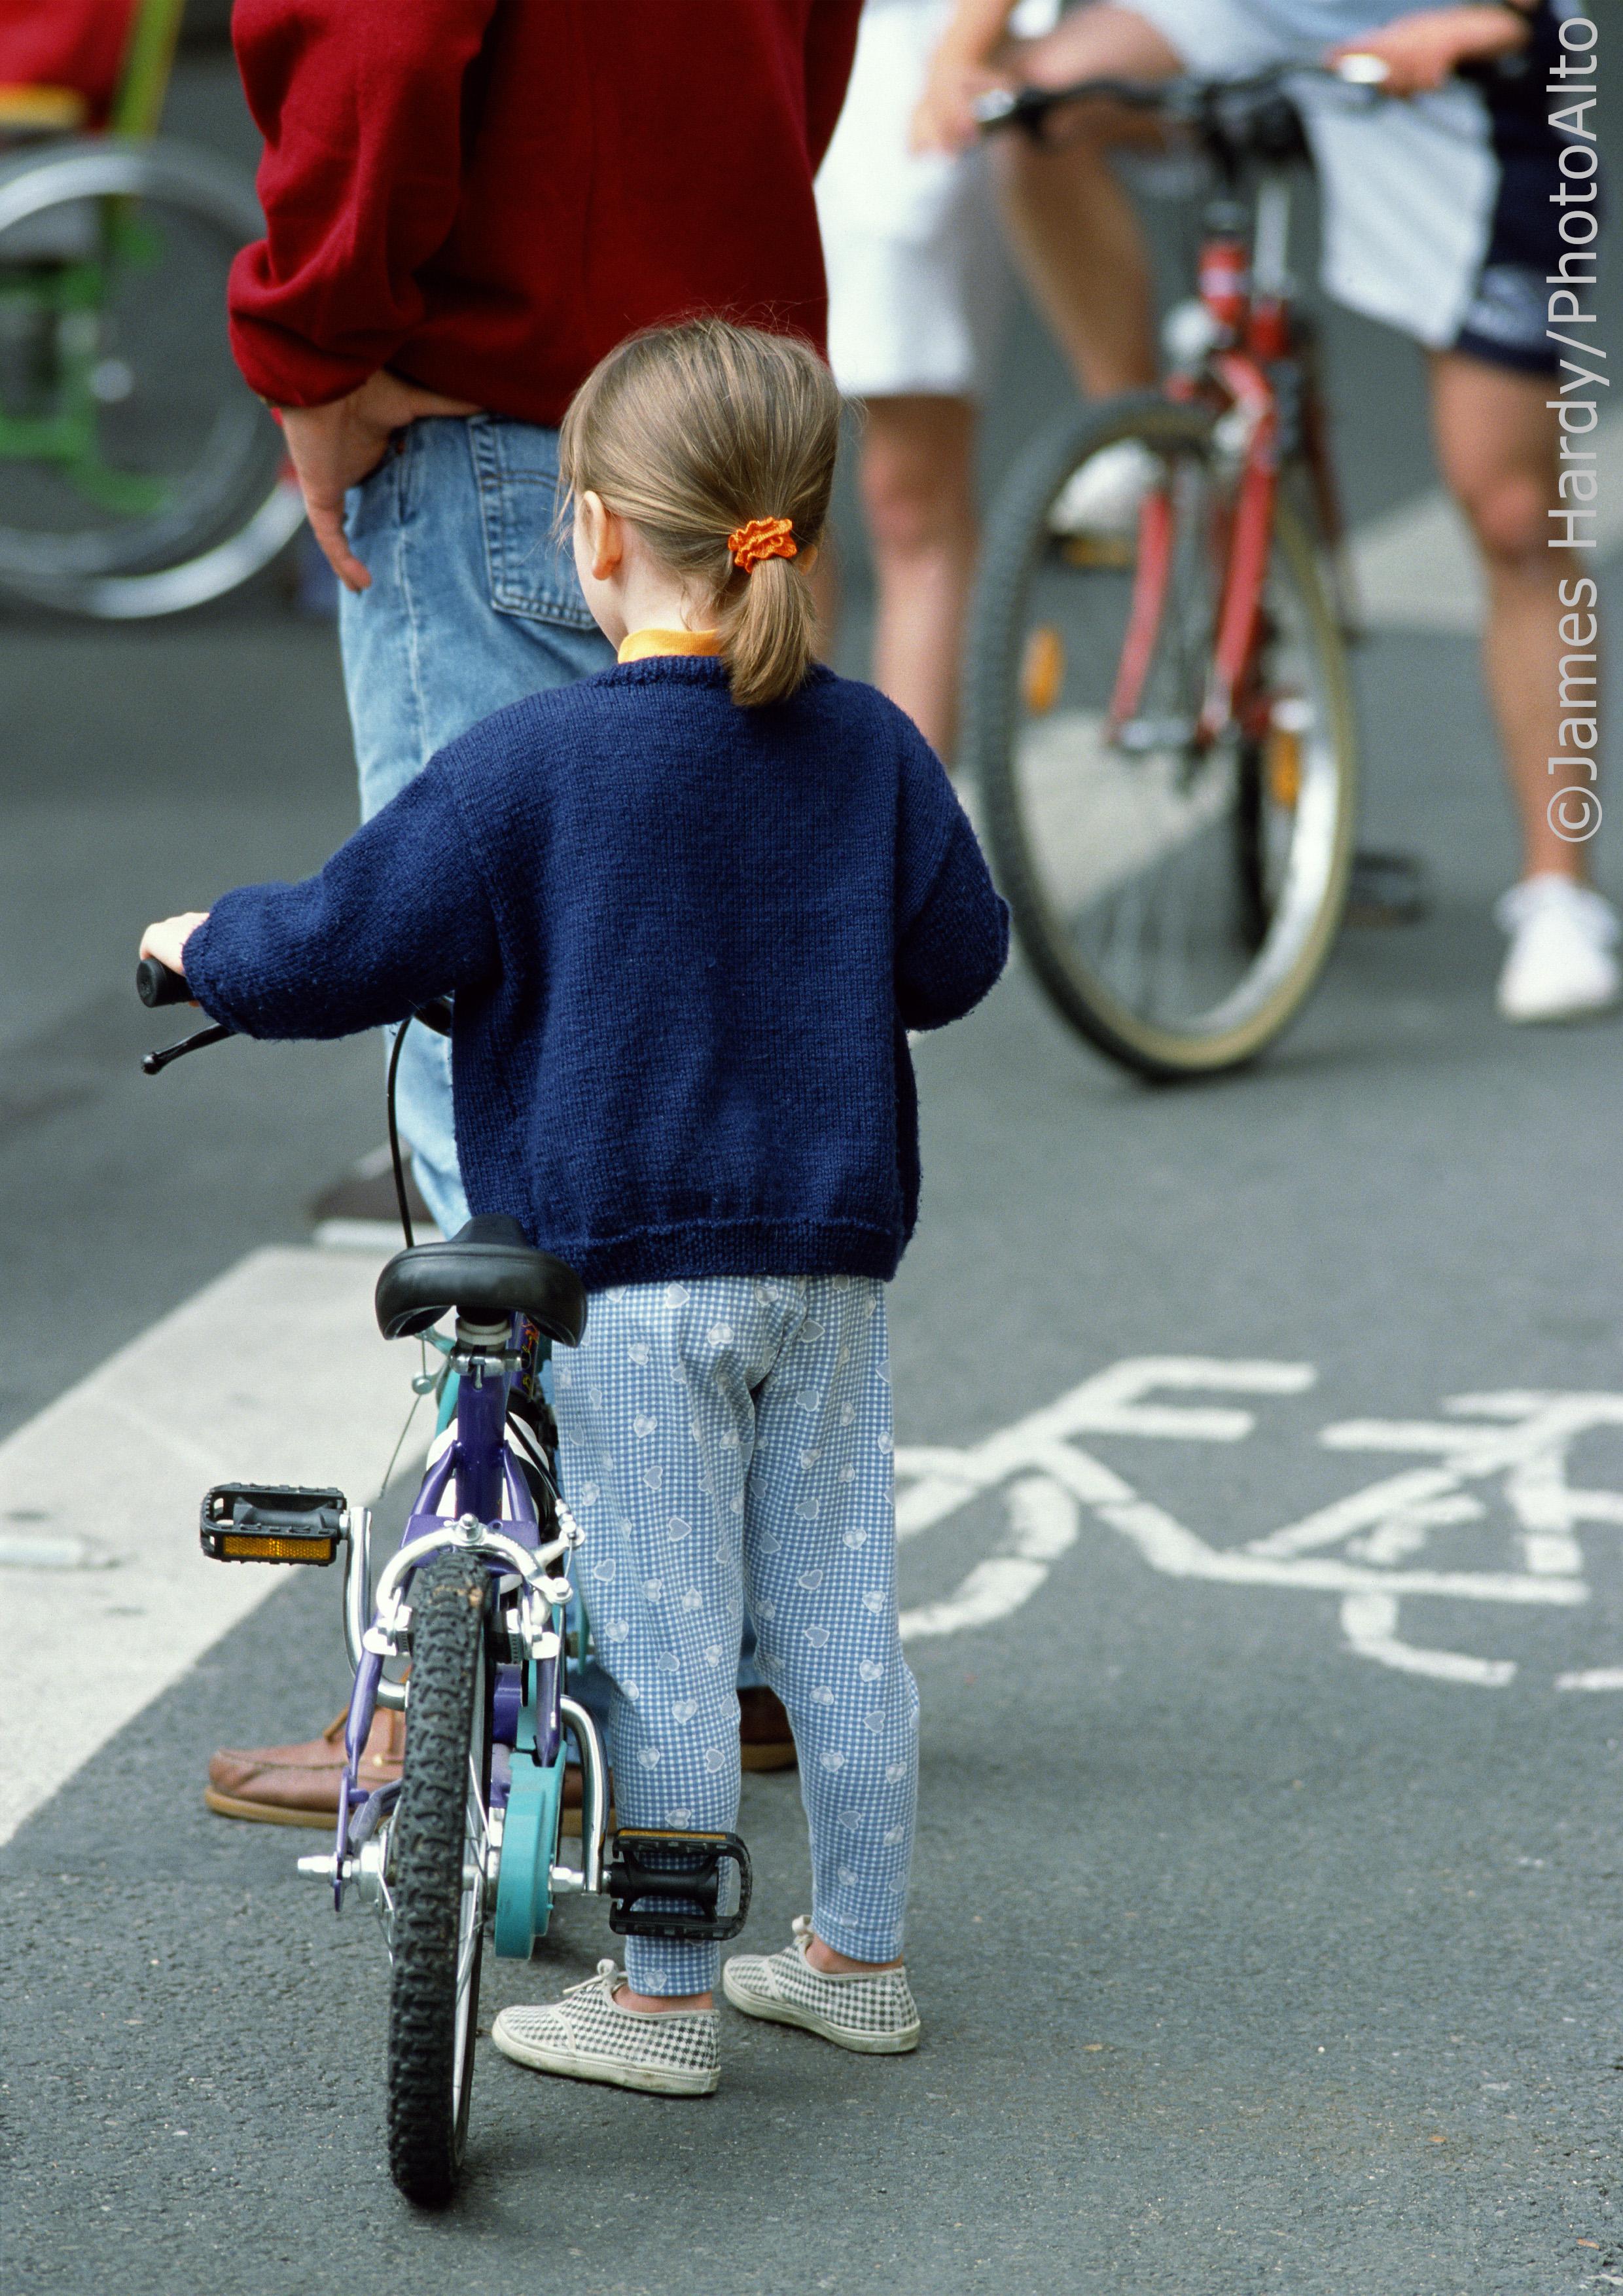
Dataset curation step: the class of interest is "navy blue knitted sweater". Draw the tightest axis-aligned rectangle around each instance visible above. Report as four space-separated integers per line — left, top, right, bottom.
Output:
185 656 1008 1291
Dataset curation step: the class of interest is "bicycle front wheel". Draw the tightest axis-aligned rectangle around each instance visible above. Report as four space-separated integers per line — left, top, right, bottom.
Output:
968 393 1357 1079
0 136 298 616
386 1551 495 2208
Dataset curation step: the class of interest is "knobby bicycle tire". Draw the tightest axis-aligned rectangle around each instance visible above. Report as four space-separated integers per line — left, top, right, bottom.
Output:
386 1551 493 2207
967 392 1358 1081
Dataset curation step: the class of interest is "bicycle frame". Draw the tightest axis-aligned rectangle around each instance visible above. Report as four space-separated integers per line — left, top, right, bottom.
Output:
979 69 1353 762
1108 166 1330 753
0 220 169 514
141 978 750 2199
109 0 187 142
321 1310 609 1939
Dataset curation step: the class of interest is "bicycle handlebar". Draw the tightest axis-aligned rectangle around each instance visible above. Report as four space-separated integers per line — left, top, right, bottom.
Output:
135 952 450 1090
975 50 1519 135
136 955 233 1075
974 76 1168 128
974 62 1361 134
136 955 192 1008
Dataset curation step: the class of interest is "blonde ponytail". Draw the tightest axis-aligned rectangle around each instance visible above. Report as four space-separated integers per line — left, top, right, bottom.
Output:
558 319 840 709
719 551 816 709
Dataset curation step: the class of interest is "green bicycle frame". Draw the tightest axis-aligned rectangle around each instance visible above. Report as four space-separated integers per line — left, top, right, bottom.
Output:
110 0 188 141
0 0 188 515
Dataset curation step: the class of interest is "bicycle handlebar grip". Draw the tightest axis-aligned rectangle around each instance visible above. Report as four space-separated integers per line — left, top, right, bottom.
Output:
136 956 191 1008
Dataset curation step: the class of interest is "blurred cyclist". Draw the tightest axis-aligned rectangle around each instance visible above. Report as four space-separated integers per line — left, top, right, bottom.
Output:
914 0 1615 1024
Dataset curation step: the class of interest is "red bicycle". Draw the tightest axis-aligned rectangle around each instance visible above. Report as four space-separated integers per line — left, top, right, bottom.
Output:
969 69 1363 1079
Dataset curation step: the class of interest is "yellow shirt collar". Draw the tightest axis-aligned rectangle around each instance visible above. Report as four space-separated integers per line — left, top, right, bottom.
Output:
617 627 722 664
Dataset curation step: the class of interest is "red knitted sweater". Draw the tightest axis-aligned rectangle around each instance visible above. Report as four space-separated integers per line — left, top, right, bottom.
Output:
226 0 861 420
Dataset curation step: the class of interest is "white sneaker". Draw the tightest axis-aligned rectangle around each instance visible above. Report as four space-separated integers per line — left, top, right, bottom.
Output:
1494 873 1621 1024
722 1914 921 2054
491 1960 720 2096
1048 439 1158 537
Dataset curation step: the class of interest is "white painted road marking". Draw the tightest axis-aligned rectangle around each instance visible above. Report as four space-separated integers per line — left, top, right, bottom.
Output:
0 1245 424 1849
898 1475 1079 1641
898 1359 1623 1687
899 1357 1321 1641
8 1316 1620 1855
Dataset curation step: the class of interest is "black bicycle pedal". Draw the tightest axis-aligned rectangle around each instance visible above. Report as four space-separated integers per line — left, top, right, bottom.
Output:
606 1829 752 1943
200 1483 349 1564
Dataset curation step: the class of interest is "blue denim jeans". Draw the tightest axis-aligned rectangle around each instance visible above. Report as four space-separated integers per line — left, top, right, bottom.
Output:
337 414 762 1700
339 416 616 1239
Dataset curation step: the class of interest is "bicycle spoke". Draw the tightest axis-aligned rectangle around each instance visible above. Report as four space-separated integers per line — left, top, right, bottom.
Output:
452 1751 489 2104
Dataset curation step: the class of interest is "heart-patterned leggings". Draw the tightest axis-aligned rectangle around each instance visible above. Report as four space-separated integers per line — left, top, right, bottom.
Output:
552 1272 918 1998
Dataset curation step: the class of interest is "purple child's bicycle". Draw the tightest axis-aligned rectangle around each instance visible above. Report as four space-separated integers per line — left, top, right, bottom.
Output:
137 958 751 2207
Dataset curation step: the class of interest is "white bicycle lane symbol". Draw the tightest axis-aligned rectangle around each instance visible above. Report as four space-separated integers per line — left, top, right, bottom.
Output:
894 1357 1623 1690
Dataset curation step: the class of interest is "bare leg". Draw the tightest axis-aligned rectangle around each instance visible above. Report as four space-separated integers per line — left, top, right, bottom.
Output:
1429 351 1590 882
858 394 980 758
616 1985 713 2012
989 4 1183 397
806 1934 904 1973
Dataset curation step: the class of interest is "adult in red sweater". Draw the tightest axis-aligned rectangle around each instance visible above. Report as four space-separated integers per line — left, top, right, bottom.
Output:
204 0 861 1829
229 0 861 579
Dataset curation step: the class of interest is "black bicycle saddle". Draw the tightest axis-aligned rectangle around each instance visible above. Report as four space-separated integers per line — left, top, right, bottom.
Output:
374 1215 587 1345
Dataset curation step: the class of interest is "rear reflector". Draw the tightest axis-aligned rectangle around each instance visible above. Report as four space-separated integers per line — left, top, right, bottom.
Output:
216 1530 341 1565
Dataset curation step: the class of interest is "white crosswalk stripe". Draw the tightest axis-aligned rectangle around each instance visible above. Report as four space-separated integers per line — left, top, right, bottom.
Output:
0 1244 425 1848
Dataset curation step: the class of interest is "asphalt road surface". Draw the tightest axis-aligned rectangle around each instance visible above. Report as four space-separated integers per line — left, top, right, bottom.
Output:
5 49 1623 2296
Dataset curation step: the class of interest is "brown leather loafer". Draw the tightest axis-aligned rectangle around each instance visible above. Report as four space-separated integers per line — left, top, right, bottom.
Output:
740 1684 796 1772
205 1708 406 1829
205 1710 605 1830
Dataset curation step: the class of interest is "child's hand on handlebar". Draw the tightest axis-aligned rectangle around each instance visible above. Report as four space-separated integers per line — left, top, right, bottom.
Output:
139 912 209 982
1328 2 1531 96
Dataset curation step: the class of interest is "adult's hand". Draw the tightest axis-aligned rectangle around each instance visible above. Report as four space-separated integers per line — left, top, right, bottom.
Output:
911 41 1009 152
1329 2 1531 96
281 371 482 592
910 0 1026 151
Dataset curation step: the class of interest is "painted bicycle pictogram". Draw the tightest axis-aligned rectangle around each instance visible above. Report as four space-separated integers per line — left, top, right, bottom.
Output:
896 1357 1623 1690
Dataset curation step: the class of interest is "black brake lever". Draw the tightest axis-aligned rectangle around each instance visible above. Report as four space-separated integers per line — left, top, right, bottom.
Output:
142 1021 234 1076
136 956 236 1075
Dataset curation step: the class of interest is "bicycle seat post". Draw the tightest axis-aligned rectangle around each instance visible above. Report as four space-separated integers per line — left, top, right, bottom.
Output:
452 1314 515 1528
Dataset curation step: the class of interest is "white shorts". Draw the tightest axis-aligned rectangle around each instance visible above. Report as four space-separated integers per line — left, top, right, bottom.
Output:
819 0 1570 387
816 0 1056 401
1126 0 1569 363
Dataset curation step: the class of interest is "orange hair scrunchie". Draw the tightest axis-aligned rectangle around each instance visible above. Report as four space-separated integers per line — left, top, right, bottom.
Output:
728 516 798 574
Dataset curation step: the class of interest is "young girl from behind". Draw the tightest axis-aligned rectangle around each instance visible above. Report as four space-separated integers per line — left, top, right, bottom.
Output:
143 319 1007 2094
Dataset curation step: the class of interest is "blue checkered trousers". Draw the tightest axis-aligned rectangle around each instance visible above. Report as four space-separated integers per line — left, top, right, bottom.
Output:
552 1274 918 1997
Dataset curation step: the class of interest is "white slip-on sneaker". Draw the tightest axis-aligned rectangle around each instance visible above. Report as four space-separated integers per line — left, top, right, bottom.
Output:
492 1961 720 2096
1495 873 1621 1024
722 1914 921 2055
1047 439 1158 537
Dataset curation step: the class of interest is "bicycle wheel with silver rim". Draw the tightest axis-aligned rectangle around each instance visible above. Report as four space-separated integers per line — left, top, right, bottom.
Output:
0 136 302 618
967 392 1357 1079
385 1551 494 2208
